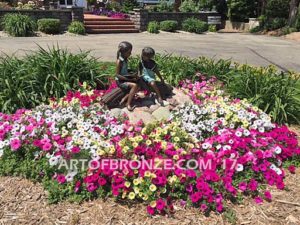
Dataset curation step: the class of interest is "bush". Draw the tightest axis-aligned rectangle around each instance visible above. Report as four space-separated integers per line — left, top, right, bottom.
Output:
0 46 109 113
265 17 287 31
121 0 139 13
2 13 36 37
68 21 85 35
159 20 178 32
208 24 217 32
295 13 300 31
182 18 208 33
147 21 160 33
282 26 297 35
155 0 174 12
249 26 262 33
179 0 199 12
37 18 60 34
227 0 257 22
265 0 289 19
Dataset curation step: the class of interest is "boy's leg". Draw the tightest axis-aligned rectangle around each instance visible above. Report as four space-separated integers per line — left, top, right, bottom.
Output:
149 81 163 103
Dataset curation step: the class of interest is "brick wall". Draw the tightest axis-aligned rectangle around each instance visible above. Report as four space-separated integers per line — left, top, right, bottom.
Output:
130 9 223 31
0 7 84 31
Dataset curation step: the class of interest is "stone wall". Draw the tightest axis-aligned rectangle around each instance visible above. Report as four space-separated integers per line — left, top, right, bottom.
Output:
129 9 223 31
0 7 84 31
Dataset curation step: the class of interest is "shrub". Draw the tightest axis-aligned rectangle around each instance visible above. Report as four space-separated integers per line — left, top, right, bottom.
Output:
208 24 217 32
227 0 257 22
282 26 297 35
295 13 300 31
159 20 178 32
265 18 287 31
155 0 174 12
265 0 289 19
147 21 160 34
249 26 261 33
0 46 109 113
2 13 36 37
68 21 85 35
179 0 199 12
37 18 61 34
182 18 208 33
121 0 139 13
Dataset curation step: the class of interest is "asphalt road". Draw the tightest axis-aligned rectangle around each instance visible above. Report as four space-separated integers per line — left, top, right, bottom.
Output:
0 32 299 72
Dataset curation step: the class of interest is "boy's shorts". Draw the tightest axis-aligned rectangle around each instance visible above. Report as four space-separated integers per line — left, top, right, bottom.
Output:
116 80 130 91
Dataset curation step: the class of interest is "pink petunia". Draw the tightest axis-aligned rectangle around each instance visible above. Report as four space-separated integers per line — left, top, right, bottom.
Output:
147 206 155 215
264 191 272 200
156 199 166 211
10 139 21 151
57 174 66 184
42 143 52 151
288 165 296 174
71 146 81 154
254 196 263 204
200 203 208 212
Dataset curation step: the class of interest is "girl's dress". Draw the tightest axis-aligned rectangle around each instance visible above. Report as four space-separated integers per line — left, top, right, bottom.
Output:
116 56 131 91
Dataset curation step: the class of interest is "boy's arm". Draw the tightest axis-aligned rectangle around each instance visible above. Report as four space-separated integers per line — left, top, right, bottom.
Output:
154 67 165 83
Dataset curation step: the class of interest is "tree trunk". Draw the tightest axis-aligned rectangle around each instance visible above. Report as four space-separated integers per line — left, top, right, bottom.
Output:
174 0 181 12
288 0 300 26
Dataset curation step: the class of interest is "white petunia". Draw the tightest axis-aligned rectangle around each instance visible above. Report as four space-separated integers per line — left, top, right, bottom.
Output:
236 164 244 172
274 146 282 154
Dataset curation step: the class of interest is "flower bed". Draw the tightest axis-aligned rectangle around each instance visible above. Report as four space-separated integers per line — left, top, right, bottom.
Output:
0 74 299 216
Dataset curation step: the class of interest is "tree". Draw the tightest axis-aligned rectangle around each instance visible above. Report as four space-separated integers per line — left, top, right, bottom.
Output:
288 0 300 26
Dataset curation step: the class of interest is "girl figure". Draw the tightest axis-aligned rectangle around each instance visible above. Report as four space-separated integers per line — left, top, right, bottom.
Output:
138 47 165 106
115 41 139 111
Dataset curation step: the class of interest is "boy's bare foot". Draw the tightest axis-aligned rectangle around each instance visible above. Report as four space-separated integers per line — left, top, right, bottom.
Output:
155 98 164 106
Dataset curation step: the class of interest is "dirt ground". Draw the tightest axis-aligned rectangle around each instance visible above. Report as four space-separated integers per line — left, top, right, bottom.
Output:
0 127 300 225
284 32 300 42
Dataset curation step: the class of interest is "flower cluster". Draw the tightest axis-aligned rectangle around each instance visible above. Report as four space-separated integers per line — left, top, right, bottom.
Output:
0 75 299 216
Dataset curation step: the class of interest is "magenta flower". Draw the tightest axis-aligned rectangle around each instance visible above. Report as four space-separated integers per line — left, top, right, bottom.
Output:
254 196 263 204
10 139 21 151
238 182 247 192
200 203 208 212
264 191 272 200
71 146 80 154
288 165 296 174
147 206 155 215
57 175 66 184
42 143 52 151
156 199 166 211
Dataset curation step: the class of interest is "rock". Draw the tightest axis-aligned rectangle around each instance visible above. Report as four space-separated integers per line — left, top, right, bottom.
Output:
172 88 192 105
148 104 160 113
152 107 171 121
125 108 156 124
110 108 122 118
135 99 155 108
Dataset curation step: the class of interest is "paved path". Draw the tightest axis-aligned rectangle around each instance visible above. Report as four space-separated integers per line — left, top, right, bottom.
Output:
0 32 299 72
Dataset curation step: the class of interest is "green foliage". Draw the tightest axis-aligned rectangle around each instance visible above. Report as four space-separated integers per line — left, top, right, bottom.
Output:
225 65 300 124
227 0 257 22
249 26 261 33
265 17 287 31
159 20 178 32
282 26 297 35
0 46 109 113
182 18 208 33
37 18 61 34
147 21 160 34
151 0 174 12
121 0 139 13
223 209 238 224
2 13 36 37
179 0 199 12
68 21 85 35
295 13 300 31
208 24 217 32
265 0 289 19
